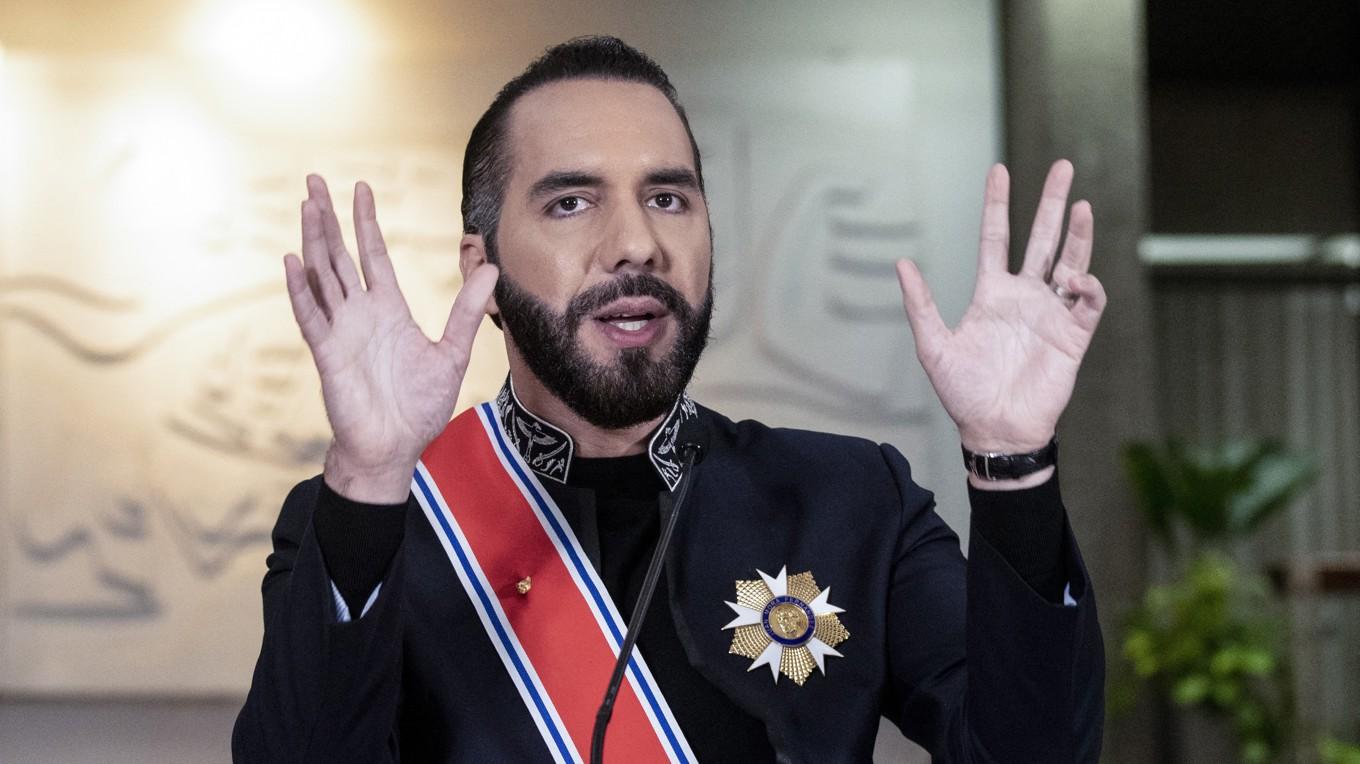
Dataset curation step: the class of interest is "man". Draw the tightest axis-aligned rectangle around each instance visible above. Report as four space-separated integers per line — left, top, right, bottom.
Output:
234 36 1106 763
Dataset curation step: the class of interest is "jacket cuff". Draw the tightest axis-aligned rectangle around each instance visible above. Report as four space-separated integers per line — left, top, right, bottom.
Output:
312 480 408 615
967 471 1067 602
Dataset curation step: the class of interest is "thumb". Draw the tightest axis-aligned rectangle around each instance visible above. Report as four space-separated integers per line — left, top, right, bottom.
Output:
895 259 948 359
1065 272 1107 335
441 264 499 356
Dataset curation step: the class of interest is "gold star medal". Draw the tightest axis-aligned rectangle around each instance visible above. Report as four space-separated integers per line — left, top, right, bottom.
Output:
722 566 850 685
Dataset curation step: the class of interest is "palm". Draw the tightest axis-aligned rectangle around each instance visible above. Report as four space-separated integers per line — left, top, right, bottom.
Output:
897 161 1106 454
284 176 497 499
311 294 461 465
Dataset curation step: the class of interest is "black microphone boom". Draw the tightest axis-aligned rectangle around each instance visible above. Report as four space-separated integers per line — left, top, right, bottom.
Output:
589 441 704 764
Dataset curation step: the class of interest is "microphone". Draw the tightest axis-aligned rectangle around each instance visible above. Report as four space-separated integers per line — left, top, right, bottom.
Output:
589 441 705 764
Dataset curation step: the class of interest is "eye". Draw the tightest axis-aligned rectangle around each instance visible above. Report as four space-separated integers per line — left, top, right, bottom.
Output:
549 196 592 218
648 192 687 212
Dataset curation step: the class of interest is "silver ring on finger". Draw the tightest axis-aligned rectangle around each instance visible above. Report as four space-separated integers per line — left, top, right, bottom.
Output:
1051 281 1078 306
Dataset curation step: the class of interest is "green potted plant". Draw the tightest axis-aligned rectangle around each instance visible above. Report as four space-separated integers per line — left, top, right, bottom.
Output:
1320 737 1360 764
1119 439 1315 763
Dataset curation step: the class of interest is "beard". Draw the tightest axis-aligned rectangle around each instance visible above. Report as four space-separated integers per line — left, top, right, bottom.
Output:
494 270 713 430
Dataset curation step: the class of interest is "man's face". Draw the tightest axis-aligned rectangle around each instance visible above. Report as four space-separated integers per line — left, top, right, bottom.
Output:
491 79 714 429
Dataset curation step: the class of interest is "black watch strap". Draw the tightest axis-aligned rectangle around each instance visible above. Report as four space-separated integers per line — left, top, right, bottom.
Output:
961 438 1058 481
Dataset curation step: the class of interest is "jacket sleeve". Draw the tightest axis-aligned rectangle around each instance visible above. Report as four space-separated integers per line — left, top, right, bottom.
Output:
232 476 409 764
878 446 1105 763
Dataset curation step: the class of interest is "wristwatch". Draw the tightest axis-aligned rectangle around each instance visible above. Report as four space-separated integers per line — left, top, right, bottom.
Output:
961 438 1058 481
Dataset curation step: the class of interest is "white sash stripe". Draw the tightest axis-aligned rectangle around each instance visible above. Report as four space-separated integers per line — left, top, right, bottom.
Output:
475 404 698 764
412 462 583 764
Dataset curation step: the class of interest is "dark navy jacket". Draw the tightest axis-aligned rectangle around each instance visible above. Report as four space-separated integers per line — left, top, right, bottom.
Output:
233 397 1104 763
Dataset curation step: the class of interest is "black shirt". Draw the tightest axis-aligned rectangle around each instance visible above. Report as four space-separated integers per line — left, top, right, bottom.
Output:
557 453 777 761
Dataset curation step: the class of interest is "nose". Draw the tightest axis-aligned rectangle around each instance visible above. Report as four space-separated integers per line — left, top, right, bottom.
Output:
600 202 661 272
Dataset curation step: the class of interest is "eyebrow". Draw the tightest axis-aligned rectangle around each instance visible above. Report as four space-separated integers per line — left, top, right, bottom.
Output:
645 167 701 190
527 170 604 200
526 166 701 200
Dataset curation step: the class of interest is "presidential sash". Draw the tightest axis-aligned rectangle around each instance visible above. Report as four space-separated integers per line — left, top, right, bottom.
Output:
412 402 696 764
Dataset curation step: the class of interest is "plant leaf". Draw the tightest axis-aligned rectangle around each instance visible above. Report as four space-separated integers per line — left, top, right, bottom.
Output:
1227 449 1316 534
1121 442 1176 546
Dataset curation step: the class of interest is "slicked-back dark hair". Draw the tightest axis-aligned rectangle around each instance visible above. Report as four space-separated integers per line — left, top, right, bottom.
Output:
460 36 705 261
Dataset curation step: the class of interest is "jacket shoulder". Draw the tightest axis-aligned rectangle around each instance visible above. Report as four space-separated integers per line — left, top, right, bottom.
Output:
693 404 910 490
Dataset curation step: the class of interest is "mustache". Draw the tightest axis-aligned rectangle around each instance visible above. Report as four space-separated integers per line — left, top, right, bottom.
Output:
564 273 692 325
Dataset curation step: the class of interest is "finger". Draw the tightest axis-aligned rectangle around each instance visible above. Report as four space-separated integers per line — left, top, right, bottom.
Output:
1064 272 1107 335
976 164 1010 274
895 259 949 360
307 174 362 295
441 264 500 369
283 253 329 348
301 199 345 317
1052 199 1093 278
1019 159 1074 279
353 181 401 292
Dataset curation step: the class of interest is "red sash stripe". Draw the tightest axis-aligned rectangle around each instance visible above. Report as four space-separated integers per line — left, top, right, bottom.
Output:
412 403 695 763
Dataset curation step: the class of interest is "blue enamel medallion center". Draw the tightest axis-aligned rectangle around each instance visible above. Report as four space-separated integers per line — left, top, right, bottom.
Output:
761 595 815 646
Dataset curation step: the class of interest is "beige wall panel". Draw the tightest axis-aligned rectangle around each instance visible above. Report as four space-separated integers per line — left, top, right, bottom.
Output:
1 3 1000 760
0 55 508 694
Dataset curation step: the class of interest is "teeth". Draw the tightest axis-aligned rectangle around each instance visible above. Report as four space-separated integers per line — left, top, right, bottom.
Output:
613 319 647 331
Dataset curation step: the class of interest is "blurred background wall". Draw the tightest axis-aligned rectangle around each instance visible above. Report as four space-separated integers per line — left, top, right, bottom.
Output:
0 1 1356 762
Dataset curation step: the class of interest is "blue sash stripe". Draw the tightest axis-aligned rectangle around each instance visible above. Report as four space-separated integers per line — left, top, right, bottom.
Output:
413 468 578 764
478 403 692 764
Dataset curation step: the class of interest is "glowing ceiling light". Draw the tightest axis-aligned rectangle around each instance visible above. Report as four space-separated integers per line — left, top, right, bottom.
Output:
190 0 359 92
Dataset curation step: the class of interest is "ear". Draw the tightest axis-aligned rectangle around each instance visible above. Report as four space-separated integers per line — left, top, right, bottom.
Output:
460 233 499 320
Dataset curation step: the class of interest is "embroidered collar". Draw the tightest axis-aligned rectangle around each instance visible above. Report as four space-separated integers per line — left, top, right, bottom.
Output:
493 377 699 491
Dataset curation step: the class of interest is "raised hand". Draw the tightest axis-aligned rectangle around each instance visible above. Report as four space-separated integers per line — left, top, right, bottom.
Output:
895 160 1106 461
284 175 498 503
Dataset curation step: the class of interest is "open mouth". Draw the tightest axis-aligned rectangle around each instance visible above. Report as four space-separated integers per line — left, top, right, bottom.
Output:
597 311 657 332
588 297 670 346
591 297 669 326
